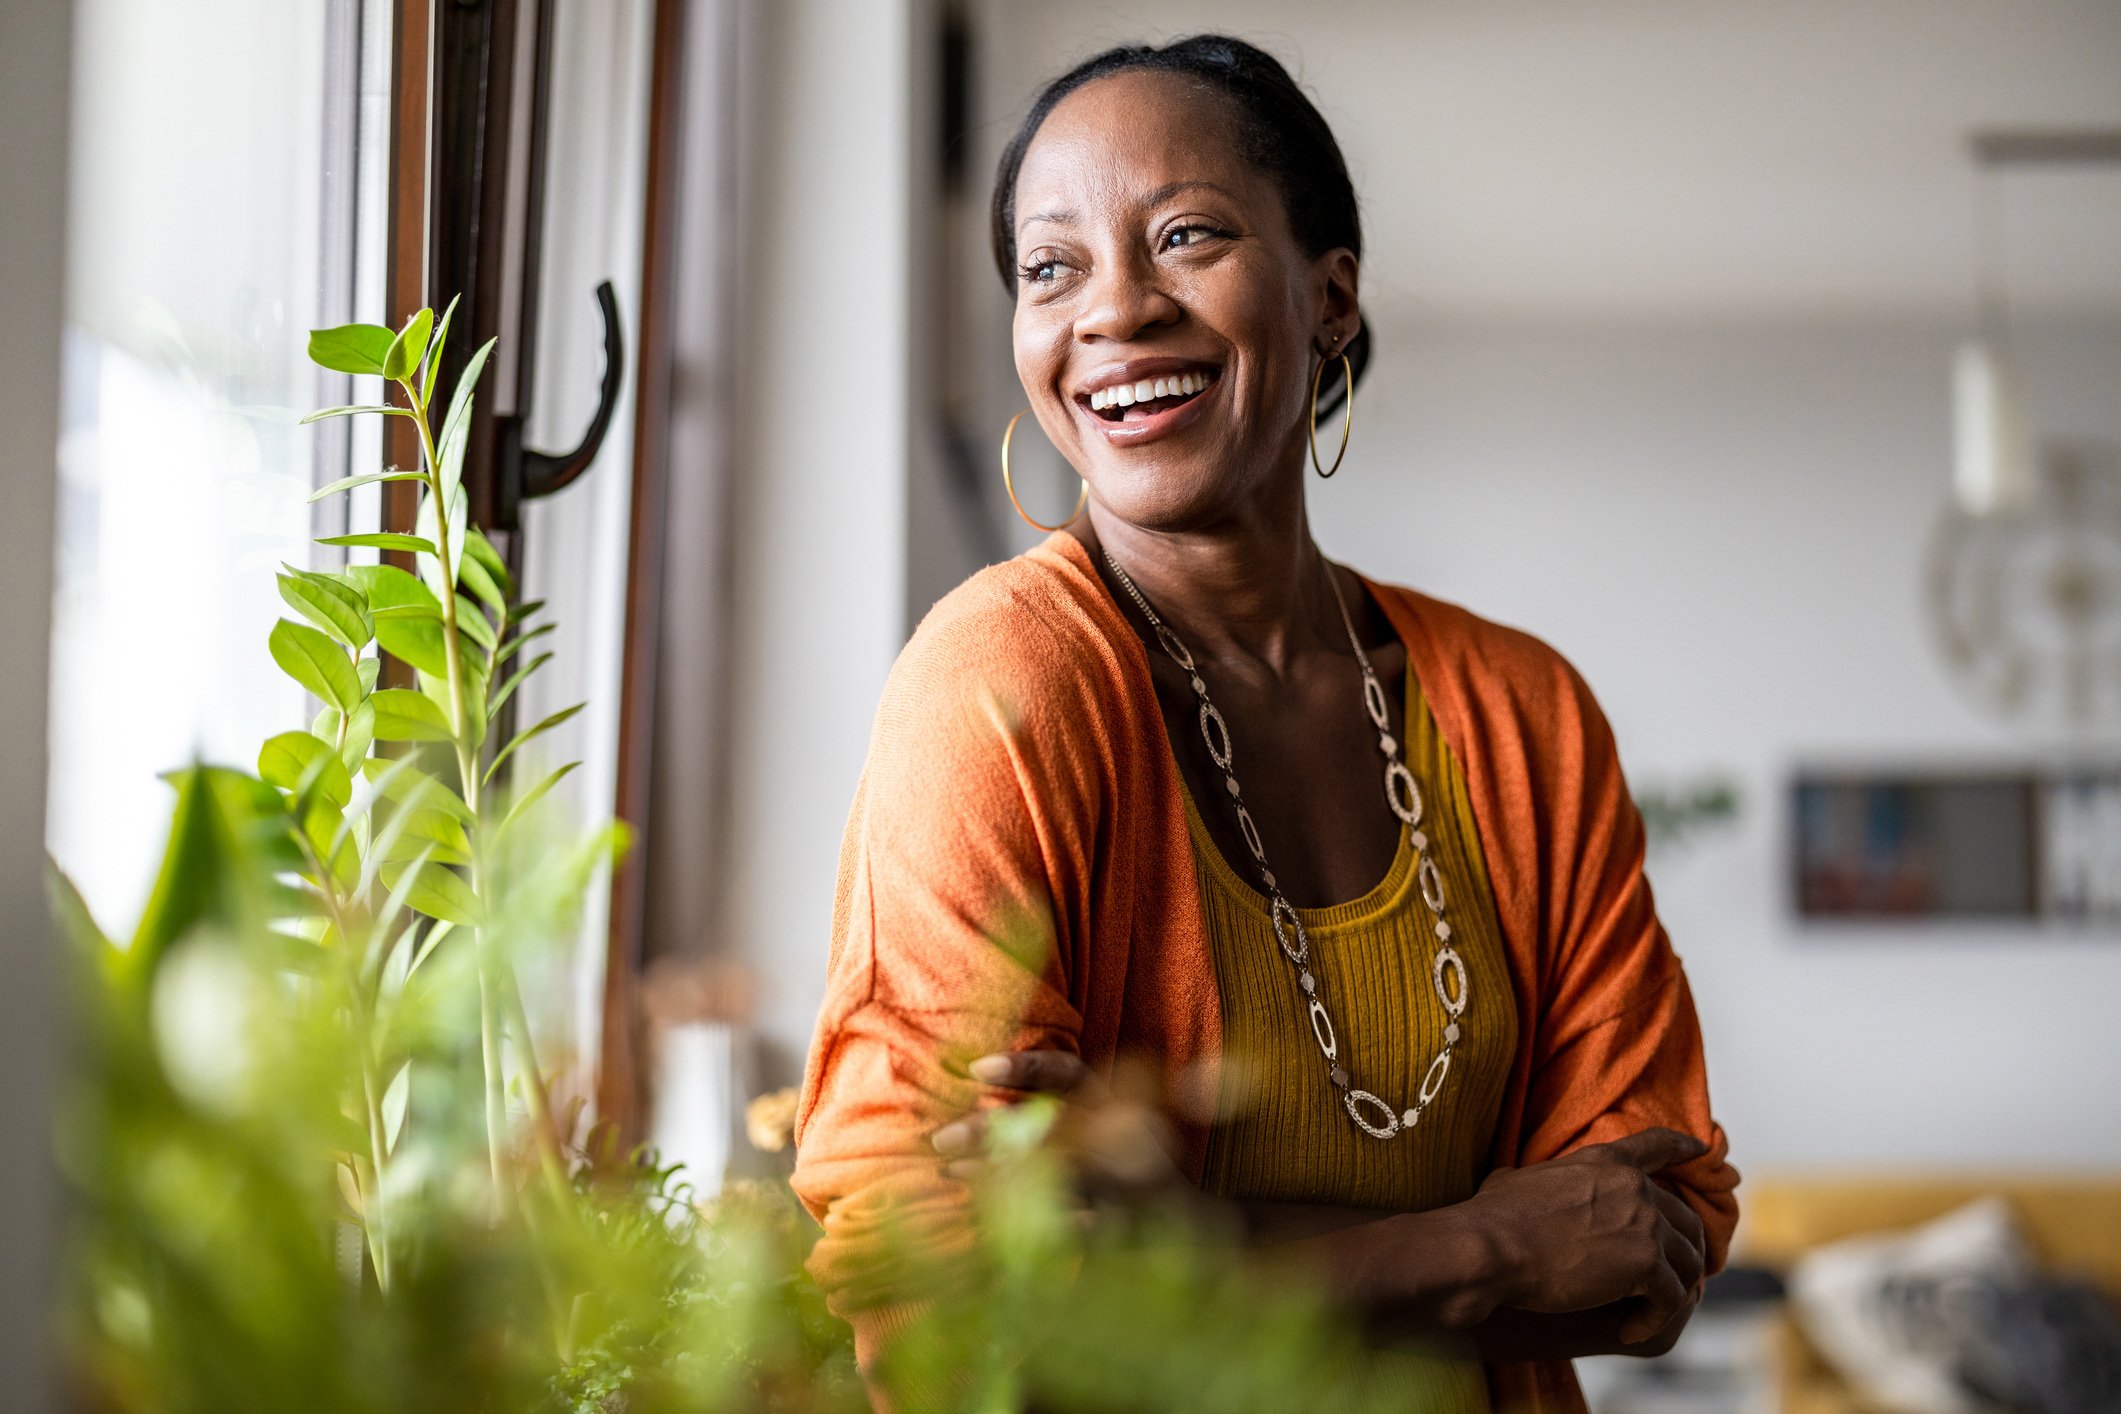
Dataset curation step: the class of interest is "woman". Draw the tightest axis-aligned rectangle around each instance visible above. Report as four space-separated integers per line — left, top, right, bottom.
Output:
792 34 1738 1412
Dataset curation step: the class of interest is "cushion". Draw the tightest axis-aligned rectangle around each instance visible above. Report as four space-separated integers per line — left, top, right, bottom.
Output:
1787 1194 2031 1413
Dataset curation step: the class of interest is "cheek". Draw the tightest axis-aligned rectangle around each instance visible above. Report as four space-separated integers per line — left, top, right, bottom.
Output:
1011 303 1064 388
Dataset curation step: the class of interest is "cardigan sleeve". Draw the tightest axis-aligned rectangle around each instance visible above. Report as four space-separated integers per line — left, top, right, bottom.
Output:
1508 647 1740 1274
790 608 1096 1371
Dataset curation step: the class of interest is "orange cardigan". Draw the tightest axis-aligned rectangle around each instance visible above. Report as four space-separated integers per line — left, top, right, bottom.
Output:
792 534 1738 1413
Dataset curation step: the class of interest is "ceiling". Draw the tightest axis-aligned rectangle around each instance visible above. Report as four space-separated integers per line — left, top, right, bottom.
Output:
974 0 2121 325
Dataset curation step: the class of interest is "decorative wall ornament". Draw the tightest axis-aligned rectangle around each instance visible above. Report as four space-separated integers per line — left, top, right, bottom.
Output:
1929 130 2121 730
1930 448 2121 729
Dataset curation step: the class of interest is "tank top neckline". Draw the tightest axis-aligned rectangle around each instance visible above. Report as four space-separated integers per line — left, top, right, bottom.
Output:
1171 650 1424 932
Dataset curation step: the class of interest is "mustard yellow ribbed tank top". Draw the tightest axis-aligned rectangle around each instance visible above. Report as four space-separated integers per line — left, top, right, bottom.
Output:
1181 649 1518 1410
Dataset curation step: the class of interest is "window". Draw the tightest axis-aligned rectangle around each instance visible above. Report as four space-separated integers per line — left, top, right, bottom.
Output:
48 0 390 930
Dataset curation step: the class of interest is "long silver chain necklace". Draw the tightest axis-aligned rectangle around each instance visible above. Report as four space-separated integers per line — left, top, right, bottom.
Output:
1103 548 1469 1140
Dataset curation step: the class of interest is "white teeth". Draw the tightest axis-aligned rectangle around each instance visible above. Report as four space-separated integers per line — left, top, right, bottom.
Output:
1088 370 1214 413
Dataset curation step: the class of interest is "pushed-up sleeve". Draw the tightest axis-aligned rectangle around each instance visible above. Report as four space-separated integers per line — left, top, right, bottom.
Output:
1509 647 1740 1274
791 614 1095 1365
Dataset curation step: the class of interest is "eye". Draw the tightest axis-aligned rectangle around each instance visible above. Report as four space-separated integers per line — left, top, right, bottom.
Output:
1160 223 1226 252
1018 252 1073 285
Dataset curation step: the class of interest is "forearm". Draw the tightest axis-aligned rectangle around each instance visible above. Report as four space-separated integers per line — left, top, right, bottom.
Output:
1231 1197 1516 1333
1231 1196 1698 1362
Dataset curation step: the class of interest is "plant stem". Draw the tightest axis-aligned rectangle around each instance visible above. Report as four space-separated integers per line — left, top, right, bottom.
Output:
401 378 510 1197
499 961 575 1211
295 831 393 1292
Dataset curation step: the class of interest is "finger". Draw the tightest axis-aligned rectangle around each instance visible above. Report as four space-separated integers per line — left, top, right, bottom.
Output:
930 1113 988 1155
1652 1202 1705 1296
944 1157 988 1184
1622 1281 1701 1351
1593 1126 1709 1174
969 1048 1092 1095
1649 1179 1708 1271
1620 1249 1691 1345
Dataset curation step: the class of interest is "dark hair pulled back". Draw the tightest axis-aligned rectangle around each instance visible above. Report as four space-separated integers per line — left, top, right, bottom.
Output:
990 33 1369 410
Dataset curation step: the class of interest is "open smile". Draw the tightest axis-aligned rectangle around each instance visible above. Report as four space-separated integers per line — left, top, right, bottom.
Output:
1071 360 1222 444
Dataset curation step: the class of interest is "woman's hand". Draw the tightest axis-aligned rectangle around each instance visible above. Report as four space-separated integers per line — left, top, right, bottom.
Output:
928 1049 1186 1201
1458 1127 1709 1344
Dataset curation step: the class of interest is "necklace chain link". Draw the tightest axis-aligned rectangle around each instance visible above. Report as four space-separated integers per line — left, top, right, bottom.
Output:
1103 548 1469 1140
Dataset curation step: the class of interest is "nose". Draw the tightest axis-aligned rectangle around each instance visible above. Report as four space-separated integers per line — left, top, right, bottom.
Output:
1072 249 1180 345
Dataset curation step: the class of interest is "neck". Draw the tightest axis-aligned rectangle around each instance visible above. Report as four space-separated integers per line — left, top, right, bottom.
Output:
1077 475 1341 678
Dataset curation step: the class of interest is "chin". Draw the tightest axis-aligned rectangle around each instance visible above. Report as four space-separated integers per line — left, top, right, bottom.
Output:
1085 451 1250 533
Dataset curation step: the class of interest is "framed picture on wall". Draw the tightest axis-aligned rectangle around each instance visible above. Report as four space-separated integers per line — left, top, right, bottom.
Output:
1792 767 2121 926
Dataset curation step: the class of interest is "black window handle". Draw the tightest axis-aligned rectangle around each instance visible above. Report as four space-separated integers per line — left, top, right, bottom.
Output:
495 280 624 529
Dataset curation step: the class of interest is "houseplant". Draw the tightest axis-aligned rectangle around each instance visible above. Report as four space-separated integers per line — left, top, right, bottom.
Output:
55 304 1442 1412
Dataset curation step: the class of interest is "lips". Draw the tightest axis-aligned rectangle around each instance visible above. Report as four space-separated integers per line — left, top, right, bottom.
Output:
1071 360 1222 443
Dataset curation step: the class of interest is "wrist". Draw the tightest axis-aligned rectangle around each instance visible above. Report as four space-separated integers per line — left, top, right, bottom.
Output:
1372 1204 1523 1330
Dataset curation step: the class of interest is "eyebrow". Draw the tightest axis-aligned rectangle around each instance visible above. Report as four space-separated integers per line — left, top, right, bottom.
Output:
1016 180 1241 237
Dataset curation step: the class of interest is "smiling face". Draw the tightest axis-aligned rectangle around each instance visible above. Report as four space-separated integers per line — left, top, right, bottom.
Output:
1008 70 1359 533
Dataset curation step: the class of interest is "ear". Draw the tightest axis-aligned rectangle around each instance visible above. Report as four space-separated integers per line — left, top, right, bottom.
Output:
1311 248 1361 356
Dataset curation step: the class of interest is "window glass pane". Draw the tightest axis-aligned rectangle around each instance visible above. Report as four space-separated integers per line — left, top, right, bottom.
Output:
49 0 386 933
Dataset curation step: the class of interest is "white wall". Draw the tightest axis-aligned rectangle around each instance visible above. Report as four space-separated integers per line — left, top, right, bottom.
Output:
1311 319 2121 1172
721 1 2121 1166
1 2 67 1406
721 0 915 1079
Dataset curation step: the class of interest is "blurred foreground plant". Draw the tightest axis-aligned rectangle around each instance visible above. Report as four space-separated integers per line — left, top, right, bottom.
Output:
57 303 1444 1412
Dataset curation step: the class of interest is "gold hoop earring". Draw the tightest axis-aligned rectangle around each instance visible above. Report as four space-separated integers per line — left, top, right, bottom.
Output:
1309 352 1354 478
1001 408 1087 532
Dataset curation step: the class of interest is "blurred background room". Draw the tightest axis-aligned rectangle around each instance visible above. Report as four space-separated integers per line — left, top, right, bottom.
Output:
5 1 2120 1410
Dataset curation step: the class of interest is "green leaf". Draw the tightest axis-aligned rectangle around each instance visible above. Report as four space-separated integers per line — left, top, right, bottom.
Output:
435 406 468 507
457 551 506 617
414 484 468 597
316 532 438 555
258 731 353 809
306 469 424 501
305 793 362 893
407 918 456 976
277 569 371 648
508 598 545 625
498 760 578 836
361 758 473 824
454 594 497 651
298 405 412 425
311 704 341 742
307 323 395 376
421 294 461 408
129 766 306 979
382 307 434 381
379 861 484 927
419 661 485 752
495 621 555 665
484 702 583 785
350 564 448 676
269 619 361 711
463 528 514 602
382 1063 411 1155
346 562 441 614
363 837 432 928
376 615 448 678
380 807 471 866
371 688 455 742
487 650 551 719
339 697 375 771
357 656 381 694
440 336 495 458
